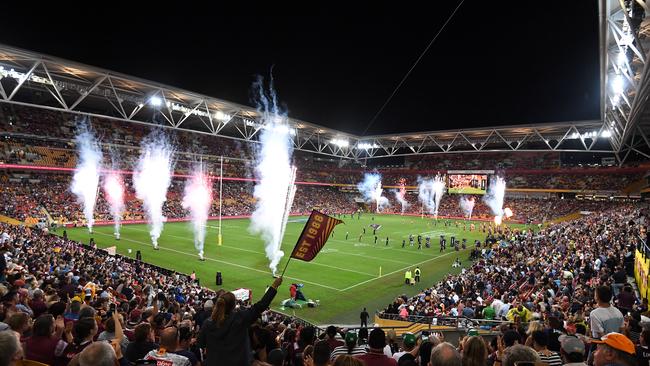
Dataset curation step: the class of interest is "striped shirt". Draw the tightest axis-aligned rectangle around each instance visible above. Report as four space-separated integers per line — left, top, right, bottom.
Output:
330 345 367 361
537 350 563 366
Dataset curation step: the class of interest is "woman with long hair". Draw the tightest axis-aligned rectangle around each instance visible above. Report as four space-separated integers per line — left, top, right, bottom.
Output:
332 354 365 366
198 276 282 366
462 336 488 366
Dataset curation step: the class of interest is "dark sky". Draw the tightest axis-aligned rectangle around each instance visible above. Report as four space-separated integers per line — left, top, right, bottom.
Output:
0 2 600 136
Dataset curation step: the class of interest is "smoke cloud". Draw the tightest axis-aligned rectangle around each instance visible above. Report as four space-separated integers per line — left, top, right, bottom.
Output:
418 175 445 218
182 164 212 260
248 75 296 275
133 132 173 249
71 125 103 233
357 173 389 212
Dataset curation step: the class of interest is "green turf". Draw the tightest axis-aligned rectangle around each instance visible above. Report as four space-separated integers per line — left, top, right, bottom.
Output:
447 187 486 195
59 215 530 325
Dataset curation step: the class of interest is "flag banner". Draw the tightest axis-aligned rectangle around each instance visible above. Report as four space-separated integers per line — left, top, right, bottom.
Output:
290 210 343 262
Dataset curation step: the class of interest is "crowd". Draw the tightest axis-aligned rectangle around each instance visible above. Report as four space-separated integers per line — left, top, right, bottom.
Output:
0 203 648 365
0 170 632 226
378 204 648 365
1 104 649 194
3 100 650 366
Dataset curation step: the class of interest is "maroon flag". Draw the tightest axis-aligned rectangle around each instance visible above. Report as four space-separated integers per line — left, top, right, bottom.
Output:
290 210 343 262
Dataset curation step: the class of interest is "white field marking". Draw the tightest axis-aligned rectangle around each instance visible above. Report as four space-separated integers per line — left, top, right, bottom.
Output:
208 221 448 259
202 223 415 266
93 229 343 291
339 250 459 292
323 236 432 258
123 227 375 277
123 226 377 277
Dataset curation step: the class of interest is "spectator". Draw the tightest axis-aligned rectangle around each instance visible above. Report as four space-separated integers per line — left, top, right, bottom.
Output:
530 330 562 366
461 336 487 366
590 286 624 340
330 331 366 361
198 276 282 366
125 322 158 363
23 314 70 365
145 327 190 366
172 326 201 366
592 332 637 366
392 332 416 362
77 341 122 366
0 331 22 366
332 354 364 366
97 314 129 355
430 342 461 366
310 340 331 366
559 335 586 366
357 328 397 366
502 344 540 366
325 325 344 350
58 317 98 365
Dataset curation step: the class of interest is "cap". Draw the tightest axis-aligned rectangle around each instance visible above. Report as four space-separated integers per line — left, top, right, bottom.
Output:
559 335 585 354
345 330 358 344
403 333 416 346
592 332 635 355
71 296 82 303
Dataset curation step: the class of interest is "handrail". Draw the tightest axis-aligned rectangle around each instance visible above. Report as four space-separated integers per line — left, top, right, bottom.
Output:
376 312 514 328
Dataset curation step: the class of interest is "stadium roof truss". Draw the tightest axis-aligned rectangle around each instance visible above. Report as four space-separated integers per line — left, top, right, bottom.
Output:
1 2 650 164
601 0 650 163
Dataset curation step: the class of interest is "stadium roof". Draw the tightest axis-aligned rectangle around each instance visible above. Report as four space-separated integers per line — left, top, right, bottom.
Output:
0 1 649 164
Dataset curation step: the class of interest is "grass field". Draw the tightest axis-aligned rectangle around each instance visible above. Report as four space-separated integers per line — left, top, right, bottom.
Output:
61 214 530 325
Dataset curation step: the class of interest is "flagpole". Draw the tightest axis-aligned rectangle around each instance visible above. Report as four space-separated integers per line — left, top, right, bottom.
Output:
279 257 292 277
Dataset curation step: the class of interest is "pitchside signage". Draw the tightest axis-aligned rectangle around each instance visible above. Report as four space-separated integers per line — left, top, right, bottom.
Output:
290 210 343 261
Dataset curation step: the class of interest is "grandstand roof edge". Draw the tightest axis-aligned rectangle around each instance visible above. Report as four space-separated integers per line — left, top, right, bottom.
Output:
0 43 608 142
0 43 355 138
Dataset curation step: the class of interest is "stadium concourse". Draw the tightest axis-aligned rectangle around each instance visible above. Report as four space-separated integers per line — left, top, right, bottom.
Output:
0 102 649 366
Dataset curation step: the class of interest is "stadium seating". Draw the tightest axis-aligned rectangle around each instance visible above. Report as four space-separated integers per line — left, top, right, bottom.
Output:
1 103 650 366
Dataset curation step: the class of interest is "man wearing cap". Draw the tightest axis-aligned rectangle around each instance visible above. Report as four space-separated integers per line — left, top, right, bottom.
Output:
592 332 637 366
330 330 367 361
392 332 416 362
357 328 397 365
559 335 587 366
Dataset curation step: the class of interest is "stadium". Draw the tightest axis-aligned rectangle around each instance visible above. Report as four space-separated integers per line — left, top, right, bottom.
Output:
2 2 650 366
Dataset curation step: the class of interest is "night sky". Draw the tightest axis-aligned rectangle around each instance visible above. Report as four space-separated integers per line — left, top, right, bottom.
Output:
0 2 600 135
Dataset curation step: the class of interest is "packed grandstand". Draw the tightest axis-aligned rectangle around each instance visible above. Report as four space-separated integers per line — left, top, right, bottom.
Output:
1 101 650 366
2 8 650 365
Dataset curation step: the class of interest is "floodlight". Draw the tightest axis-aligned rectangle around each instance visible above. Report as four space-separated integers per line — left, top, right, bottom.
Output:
149 96 162 107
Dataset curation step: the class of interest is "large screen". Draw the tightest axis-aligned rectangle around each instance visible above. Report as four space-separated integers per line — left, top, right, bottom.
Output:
447 174 488 194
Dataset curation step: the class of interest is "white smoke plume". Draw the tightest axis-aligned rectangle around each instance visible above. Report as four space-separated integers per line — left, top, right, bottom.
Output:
459 195 475 219
248 75 296 275
133 133 173 249
103 172 125 239
393 190 409 214
71 126 103 233
182 164 212 260
393 178 409 214
483 176 507 223
357 173 389 212
418 175 446 218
